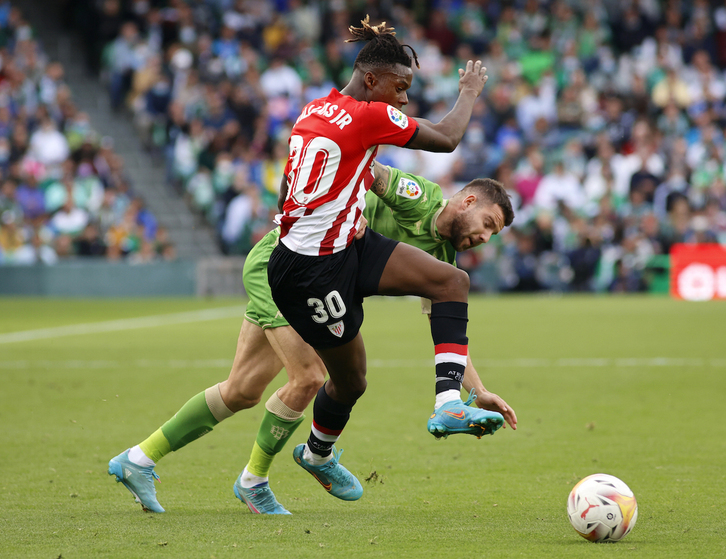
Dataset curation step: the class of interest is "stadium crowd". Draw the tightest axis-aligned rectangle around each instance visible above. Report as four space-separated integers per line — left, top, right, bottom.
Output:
0 1 174 266
66 0 726 292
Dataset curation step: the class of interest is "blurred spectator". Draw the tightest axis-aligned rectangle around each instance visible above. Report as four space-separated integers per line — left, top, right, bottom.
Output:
533 159 585 214
0 2 172 267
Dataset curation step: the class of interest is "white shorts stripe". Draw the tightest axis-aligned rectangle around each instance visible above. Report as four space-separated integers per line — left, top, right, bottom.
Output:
434 352 468 367
311 424 340 442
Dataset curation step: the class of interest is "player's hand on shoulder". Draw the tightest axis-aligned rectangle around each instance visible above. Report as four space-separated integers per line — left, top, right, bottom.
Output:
458 60 488 97
475 390 517 430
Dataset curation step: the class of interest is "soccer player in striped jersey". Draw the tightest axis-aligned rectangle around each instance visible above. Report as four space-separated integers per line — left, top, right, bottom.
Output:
108 161 516 514
267 17 502 502
109 17 515 514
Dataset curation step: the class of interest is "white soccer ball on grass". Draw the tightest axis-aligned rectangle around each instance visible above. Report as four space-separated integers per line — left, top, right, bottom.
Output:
566 473 638 542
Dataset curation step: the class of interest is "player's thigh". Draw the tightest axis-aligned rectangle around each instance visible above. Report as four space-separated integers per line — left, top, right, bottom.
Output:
268 242 363 349
222 319 284 409
377 241 469 301
265 325 328 411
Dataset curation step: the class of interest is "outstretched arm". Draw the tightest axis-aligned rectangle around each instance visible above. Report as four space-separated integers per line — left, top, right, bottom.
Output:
407 60 488 153
463 354 518 430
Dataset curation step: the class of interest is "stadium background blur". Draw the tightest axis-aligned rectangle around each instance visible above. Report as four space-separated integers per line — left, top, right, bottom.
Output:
1 0 725 294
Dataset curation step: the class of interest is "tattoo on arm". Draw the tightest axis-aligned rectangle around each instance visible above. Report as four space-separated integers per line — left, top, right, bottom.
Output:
371 161 389 197
370 177 387 196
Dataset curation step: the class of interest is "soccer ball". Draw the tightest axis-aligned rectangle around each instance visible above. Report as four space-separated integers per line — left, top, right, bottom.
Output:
566 473 638 542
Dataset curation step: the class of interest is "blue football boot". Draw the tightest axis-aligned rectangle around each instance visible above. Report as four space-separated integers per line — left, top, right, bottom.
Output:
108 449 165 513
233 474 291 515
292 444 362 501
427 389 504 439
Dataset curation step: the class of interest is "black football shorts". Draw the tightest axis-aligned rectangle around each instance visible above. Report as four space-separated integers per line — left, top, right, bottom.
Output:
267 228 398 349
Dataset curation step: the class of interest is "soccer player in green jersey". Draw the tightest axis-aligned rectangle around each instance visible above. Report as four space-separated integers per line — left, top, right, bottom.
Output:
108 162 516 514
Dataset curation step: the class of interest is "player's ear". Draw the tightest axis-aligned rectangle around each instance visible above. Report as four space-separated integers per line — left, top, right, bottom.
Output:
364 71 378 90
463 194 477 209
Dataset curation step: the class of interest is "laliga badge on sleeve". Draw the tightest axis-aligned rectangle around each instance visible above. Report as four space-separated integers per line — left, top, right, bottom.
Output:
387 105 409 129
396 177 422 199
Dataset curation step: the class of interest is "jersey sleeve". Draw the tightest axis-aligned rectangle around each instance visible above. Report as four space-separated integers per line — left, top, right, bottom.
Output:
378 166 436 221
357 102 418 149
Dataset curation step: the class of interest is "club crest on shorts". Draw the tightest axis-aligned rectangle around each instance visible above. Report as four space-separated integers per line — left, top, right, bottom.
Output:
328 320 345 338
387 105 408 129
396 177 422 199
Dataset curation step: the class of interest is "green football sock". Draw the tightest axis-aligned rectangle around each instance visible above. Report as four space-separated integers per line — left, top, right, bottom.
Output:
138 428 171 464
246 394 305 478
246 441 274 478
139 384 234 463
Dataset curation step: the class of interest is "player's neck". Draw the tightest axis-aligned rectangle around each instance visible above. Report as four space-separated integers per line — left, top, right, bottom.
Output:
340 73 368 102
436 201 454 241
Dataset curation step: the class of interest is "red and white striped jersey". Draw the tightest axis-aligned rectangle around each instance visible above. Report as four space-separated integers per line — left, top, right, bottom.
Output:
279 88 418 256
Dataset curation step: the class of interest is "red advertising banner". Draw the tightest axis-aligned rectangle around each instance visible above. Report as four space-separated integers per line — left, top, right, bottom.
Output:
670 244 726 301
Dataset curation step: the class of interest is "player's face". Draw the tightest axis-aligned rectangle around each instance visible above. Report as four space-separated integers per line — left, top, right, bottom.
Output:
370 65 413 109
449 200 506 252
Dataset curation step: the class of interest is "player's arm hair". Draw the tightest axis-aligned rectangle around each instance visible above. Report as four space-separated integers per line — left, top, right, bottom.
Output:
277 175 288 213
462 354 487 397
371 161 390 196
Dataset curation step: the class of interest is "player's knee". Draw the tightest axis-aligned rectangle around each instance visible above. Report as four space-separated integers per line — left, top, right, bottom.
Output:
220 381 262 412
345 375 367 403
290 365 326 401
328 374 367 405
433 267 469 302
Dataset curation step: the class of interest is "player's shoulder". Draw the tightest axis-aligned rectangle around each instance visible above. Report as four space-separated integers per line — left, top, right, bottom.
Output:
358 101 411 131
388 167 441 202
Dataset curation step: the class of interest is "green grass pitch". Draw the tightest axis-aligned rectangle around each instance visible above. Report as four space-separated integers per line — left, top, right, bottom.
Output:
0 295 724 558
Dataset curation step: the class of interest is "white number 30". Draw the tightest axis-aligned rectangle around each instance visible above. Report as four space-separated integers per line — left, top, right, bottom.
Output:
307 291 347 323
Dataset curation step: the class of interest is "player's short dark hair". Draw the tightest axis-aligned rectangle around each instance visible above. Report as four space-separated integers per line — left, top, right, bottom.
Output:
462 178 515 227
347 15 419 71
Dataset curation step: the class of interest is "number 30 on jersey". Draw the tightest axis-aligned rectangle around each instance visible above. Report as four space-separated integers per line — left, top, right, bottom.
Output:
287 135 341 206
308 290 346 323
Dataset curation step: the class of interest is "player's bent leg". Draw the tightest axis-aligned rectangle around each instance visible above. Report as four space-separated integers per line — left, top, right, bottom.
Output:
110 320 281 512
315 334 368 406
235 325 324 514
377 241 469 303
141 319 277 463
427 389 504 439
376 243 481 436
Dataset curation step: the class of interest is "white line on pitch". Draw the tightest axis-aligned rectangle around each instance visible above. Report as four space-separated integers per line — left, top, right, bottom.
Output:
0 357 723 369
0 306 245 344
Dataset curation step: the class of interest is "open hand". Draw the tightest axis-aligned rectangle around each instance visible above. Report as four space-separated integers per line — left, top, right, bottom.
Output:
458 60 488 96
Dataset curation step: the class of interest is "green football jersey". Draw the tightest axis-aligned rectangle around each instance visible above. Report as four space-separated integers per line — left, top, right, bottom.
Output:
363 166 457 265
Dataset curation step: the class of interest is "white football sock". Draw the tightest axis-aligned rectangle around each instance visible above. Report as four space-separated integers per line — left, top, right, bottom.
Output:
128 445 155 467
303 444 333 465
434 389 462 410
240 466 269 488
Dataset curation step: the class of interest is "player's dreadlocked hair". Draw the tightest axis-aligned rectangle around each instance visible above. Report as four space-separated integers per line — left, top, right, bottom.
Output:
346 15 420 71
